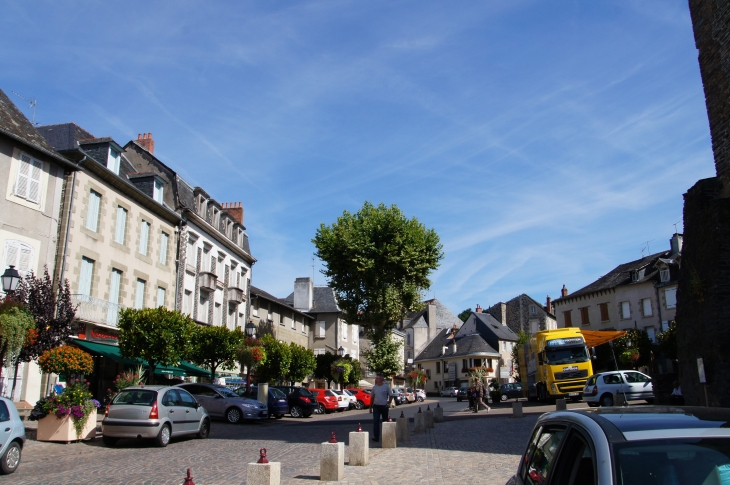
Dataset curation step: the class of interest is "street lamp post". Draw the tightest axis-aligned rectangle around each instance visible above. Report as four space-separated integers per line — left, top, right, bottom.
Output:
337 346 345 389
244 321 257 396
1 265 21 296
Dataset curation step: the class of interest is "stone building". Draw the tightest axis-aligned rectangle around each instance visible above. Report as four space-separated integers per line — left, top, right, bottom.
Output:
249 285 312 348
397 299 463 368
484 294 557 336
0 91 77 403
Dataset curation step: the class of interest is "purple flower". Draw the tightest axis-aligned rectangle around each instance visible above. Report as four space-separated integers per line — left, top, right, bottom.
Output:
71 405 85 418
91 399 101 408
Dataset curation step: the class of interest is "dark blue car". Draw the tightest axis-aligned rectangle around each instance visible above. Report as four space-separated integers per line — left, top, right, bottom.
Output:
236 386 289 419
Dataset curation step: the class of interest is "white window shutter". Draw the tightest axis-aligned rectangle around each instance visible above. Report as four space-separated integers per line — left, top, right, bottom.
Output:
109 269 122 304
18 246 32 274
28 159 42 203
15 155 30 198
317 321 325 338
3 242 19 271
159 232 168 264
86 191 101 232
139 221 149 255
115 206 127 244
135 279 146 309
157 287 166 307
79 257 94 296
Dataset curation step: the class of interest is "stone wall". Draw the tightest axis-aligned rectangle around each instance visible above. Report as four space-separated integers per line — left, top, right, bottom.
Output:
486 295 551 335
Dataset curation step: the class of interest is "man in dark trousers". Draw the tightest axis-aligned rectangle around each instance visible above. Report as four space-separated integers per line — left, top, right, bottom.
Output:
369 374 393 442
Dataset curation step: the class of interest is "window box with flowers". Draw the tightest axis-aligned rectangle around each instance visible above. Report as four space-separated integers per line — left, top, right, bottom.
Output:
30 346 99 442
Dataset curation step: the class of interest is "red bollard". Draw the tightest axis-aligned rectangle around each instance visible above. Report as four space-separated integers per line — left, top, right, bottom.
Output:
258 448 269 464
329 431 338 443
183 468 195 485
357 422 362 432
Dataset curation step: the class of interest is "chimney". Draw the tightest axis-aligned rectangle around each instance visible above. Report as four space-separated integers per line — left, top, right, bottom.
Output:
136 133 155 154
451 340 457 353
475 304 482 313
293 277 313 311
222 202 244 225
441 345 447 356
670 233 683 255
561 285 569 298
498 302 507 326
427 302 438 342
546 295 553 314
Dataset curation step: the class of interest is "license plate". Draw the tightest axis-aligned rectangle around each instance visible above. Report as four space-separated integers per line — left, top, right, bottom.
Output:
569 392 580 396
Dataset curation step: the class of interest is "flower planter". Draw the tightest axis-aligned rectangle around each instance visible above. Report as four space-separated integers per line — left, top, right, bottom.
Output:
37 409 97 443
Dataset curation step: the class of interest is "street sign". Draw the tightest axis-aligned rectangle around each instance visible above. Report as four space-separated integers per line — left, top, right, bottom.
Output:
448 363 456 380
500 368 509 378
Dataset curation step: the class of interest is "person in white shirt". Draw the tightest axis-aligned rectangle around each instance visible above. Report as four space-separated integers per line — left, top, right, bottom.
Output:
670 380 684 405
369 374 393 442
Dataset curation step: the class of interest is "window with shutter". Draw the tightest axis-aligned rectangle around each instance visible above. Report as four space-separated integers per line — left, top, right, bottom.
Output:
579 307 590 326
157 287 166 307
139 221 150 255
108 269 122 325
642 298 653 317
316 321 326 338
563 311 572 327
79 257 94 296
665 288 677 309
107 148 121 174
159 232 169 264
153 180 163 203
599 303 610 322
114 206 127 244
135 279 146 309
2 240 34 276
15 153 43 203
86 190 101 232
621 301 631 319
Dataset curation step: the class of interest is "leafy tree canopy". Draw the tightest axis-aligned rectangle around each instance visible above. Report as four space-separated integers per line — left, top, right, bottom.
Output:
314 351 338 387
345 356 362 386
313 202 443 341
190 325 245 380
457 308 472 322
287 342 316 385
362 333 402 378
511 330 530 382
613 329 653 369
657 322 677 361
118 307 196 383
255 335 292 384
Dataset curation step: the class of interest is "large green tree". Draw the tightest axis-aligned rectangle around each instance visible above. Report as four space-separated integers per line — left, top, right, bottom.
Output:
363 333 402 378
345 356 362 386
314 351 338 388
457 308 472 322
255 335 292 384
287 342 316 385
118 307 196 384
190 325 245 380
313 202 443 341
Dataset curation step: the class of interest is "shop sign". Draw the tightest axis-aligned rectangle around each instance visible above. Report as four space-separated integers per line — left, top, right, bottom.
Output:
91 329 118 341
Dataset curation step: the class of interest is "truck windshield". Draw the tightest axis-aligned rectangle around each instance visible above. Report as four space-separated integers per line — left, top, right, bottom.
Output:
546 345 589 364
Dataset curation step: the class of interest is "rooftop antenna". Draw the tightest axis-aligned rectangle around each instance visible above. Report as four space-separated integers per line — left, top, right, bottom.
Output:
642 239 654 256
12 91 37 125
312 257 315 284
673 221 681 235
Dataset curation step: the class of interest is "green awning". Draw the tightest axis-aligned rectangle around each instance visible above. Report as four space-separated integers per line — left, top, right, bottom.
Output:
69 339 208 377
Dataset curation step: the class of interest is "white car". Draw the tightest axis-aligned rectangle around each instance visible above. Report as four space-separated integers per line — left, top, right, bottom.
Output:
439 387 458 397
414 389 426 402
330 390 351 411
583 370 654 407
341 389 358 409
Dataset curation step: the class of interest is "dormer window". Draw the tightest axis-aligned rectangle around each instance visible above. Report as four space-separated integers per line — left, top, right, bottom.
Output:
153 179 163 204
108 147 121 175
660 269 670 282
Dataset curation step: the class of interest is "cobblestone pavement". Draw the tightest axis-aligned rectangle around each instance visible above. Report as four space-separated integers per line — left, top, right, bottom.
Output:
7 398 550 485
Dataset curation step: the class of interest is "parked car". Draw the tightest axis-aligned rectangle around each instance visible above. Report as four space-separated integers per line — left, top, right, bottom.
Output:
583 370 654 407
341 389 358 409
330 390 351 411
440 386 458 397
345 388 372 409
102 386 210 448
237 386 289 419
0 396 25 474
177 383 268 423
414 389 426 402
308 388 340 414
271 386 317 418
456 387 467 402
390 388 406 405
506 406 730 485
500 382 523 401
404 388 416 403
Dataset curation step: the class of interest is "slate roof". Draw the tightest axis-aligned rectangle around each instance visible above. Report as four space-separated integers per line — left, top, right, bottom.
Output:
283 286 341 314
35 122 94 151
473 312 519 341
403 299 462 330
0 90 72 166
251 285 314 320
555 251 670 303
415 328 500 362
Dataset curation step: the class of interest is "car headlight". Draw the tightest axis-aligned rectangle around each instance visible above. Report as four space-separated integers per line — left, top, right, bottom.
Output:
550 383 557 392
241 403 256 409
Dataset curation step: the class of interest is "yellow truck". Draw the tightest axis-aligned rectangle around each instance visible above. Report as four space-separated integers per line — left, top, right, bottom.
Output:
519 328 592 403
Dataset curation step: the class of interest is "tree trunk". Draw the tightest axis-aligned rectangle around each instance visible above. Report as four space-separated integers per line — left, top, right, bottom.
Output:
210 364 217 382
148 362 156 385
10 355 21 399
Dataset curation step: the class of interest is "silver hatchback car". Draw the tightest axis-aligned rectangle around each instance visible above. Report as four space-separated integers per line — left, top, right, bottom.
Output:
102 386 210 447
0 396 25 474
177 383 268 423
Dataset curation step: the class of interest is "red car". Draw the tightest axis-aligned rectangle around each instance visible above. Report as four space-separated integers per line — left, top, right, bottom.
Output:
346 388 372 409
309 389 340 414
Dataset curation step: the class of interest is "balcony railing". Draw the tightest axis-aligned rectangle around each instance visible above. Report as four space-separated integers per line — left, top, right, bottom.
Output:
198 272 217 293
71 294 126 328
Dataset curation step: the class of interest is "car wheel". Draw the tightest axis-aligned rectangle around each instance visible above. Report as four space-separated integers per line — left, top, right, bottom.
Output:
355 400 364 410
600 394 614 407
102 436 118 447
417 397 423 402
197 418 210 439
155 424 171 448
0 441 21 474
275 414 284 419
226 407 242 424
317 403 325 414
501 394 508 402
290 405 302 418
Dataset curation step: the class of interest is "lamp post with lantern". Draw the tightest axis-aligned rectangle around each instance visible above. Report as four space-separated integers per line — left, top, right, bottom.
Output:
1 265 21 297
244 321 257 396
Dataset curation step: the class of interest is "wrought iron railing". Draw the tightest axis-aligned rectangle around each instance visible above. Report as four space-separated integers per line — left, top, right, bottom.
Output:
71 294 126 327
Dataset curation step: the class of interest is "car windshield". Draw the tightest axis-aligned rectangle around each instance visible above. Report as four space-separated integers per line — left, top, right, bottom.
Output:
546 345 589 364
270 388 286 399
614 438 730 484
215 387 240 399
113 390 157 406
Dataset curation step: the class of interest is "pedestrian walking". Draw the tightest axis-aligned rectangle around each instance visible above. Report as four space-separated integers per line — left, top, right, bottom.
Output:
467 386 475 411
369 374 392 442
475 380 490 413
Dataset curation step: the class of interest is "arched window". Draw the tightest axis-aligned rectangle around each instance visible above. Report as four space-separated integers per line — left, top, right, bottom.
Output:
2 240 33 276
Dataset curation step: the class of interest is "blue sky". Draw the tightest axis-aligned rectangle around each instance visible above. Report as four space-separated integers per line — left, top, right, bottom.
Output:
1 1 713 316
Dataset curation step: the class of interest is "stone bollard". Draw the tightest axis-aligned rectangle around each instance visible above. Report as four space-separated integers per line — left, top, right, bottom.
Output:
512 401 523 418
615 392 626 406
258 383 269 406
425 405 434 428
556 398 567 411
247 449 281 485
382 418 397 448
413 407 426 433
396 411 410 443
434 402 444 423
349 424 369 466
320 433 345 482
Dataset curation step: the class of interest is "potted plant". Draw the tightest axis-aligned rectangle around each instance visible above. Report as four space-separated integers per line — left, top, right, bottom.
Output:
32 346 98 442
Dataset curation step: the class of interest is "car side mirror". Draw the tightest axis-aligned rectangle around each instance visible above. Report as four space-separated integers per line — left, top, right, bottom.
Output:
591 347 597 360
195 402 201 409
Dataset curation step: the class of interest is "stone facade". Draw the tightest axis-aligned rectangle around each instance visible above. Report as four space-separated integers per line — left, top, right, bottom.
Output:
484 294 557 336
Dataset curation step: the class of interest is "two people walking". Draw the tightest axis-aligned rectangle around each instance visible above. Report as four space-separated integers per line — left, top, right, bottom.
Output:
467 381 490 413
